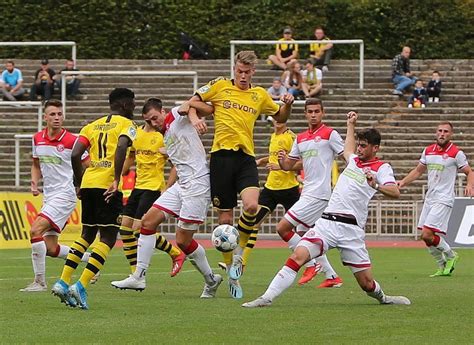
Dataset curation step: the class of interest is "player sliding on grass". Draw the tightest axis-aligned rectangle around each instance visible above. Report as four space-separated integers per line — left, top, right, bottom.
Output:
243 111 411 307
111 102 223 298
398 122 474 277
21 100 90 292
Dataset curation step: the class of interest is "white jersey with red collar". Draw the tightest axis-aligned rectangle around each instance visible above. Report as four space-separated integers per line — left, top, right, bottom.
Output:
288 124 343 199
162 107 209 185
32 128 77 200
420 142 468 206
325 154 396 228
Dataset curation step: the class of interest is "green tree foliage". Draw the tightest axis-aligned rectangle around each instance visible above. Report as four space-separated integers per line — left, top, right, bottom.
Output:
0 0 472 59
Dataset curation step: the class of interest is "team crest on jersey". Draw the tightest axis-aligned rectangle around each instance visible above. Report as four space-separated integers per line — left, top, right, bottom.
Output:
128 126 137 140
251 92 259 102
56 144 65 152
198 85 210 94
442 153 449 159
151 139 157 145
363 167 371 174
314 136 321 143
212 197 220 207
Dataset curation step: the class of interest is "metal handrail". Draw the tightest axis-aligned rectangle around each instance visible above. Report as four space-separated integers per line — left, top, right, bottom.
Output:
0 101 43 131
60 70 199 117
0 41 77 67
230 39 364 89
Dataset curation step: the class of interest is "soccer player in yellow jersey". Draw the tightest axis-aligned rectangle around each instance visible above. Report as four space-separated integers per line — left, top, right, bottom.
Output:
180 50 294 299
119 98 184 276
52 88 137 309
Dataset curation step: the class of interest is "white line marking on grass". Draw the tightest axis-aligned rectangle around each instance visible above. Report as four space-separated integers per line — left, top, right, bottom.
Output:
0 269 197 282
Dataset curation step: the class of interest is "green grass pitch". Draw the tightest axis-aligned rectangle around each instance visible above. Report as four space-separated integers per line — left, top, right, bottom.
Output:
1 247 473 344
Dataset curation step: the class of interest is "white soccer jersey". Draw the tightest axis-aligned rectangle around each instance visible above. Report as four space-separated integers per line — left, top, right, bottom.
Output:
32 129 78 201
325 154 396 228
162 107 209 184
288 124 343 199
420 142 468 206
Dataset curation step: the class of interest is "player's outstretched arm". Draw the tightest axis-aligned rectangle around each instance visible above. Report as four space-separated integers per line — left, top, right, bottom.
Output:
256 156 269 167
273 93 294 123
178 96 214 118
460 165 474 197
71 140 88 189
30 158 41 196
188 107 207 135
343 111 358 162
398 163 426 188
121 151 135 176
165 166 177 191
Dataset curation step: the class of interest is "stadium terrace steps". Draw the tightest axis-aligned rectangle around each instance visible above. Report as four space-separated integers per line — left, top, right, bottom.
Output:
1 58 473 199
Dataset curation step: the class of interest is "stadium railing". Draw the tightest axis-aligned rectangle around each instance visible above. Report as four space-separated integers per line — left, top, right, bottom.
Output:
60 70 199 117
229 39 364 89
0 101 43 131
0 41 77 66
14 133 33 187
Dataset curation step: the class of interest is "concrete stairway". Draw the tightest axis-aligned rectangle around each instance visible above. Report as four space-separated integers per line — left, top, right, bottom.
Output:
1 58 473 200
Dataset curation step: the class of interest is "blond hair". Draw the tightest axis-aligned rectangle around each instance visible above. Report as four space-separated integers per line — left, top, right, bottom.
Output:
235 50 258 66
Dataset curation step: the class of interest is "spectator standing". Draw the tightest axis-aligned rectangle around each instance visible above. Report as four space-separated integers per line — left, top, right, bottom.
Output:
281 60 304 99
309 27 333 72
408 80 427 108
268 27 298 70
30 59 55 101
392 46 417 96
267 77 288 101
427 71 442 103
301 59 323 98
55 59 82 99
1 60 25 101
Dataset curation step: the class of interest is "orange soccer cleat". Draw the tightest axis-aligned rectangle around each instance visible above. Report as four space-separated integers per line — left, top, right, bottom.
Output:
298 263 321 285
170 251 186 277
317 276 343 288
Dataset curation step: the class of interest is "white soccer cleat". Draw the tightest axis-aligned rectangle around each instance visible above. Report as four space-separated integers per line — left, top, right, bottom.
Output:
111 275 145 291
228 278 243 299
242 296 272 308
382 295 411 305
200 274 223 298
229 254 243 280
20 280 47 292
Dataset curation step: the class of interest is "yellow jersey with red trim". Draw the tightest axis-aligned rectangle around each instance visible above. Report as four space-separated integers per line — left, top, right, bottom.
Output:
265 129 299 190
132 126 166 191
196 78 280 156
78 114 137 189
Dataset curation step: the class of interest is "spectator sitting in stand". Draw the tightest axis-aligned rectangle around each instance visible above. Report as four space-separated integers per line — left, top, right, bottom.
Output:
391 46 417 96
408 79 427 108
281 60 304 100
30 59 55 101
427 71 442 103
268 27 298 70
1 60 25 101
54 59 82 99
301 59 323 98
267 77 288 101
309 26 333 72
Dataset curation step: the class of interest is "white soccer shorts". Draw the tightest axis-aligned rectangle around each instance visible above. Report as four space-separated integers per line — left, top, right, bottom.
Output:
417 201 452 235
284 194 328 231
297 218 372 273
153 176 210 230
39 195 76 234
